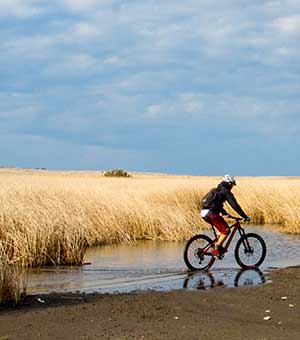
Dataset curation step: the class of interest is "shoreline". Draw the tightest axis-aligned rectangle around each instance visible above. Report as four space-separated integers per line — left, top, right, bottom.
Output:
1 266 300 340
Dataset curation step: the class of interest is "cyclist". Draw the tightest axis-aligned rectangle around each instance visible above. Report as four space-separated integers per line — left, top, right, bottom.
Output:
200 175 250 258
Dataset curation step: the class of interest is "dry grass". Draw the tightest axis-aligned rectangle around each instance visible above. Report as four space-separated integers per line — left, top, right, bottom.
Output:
0 241 27 305
0 169 299 269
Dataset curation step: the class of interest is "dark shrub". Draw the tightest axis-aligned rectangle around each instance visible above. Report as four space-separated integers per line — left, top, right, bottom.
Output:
104 169 131 177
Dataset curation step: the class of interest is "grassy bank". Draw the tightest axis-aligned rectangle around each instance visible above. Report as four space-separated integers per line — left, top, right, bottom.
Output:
0 169 299 269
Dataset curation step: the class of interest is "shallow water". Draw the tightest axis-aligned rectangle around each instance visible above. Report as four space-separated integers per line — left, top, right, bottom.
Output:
27 225 300 294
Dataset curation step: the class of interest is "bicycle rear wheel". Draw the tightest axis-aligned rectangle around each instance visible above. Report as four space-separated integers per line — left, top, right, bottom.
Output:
235 233 266 269
183 234 215 271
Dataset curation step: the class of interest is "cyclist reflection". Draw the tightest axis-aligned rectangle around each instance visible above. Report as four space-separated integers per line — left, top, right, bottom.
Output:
183 268 266 290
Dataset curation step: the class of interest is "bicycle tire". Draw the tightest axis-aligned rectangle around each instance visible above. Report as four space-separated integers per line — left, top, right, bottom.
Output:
235 233 266 269
183 234 215 271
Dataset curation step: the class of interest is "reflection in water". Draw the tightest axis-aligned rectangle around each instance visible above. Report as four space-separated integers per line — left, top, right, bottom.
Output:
183 271 216 290
183 269 266 290
27 266 268 295
234 268 266 287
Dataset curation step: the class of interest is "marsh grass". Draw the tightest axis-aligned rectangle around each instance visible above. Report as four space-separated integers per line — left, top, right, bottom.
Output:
0 241 27 305
0 170 299 270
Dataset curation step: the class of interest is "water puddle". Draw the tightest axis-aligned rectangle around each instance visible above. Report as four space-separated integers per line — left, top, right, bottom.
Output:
27 225 300 294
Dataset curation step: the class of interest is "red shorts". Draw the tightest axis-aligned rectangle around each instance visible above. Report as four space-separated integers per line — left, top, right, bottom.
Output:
204 213 229 235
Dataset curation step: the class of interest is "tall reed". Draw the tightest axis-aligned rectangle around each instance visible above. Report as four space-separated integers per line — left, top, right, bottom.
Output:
0 241 27 305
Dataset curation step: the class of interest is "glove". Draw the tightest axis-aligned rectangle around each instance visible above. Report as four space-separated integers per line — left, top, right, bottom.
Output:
244 216 251 222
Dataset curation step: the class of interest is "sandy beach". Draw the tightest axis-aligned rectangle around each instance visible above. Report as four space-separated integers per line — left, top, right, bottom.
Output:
1 267 300 340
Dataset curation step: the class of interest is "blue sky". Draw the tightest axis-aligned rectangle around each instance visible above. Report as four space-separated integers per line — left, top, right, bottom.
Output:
0 0 299 175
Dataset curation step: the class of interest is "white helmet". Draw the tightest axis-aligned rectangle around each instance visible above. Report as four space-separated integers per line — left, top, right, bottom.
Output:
223 174 236 185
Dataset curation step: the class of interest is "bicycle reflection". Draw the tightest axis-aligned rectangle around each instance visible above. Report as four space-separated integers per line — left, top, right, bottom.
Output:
183 268 266 290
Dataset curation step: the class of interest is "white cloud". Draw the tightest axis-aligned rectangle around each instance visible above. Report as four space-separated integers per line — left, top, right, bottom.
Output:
0 91 40 125
0 0 44 18
71 22 100 39
103 56 121 65
144 93 205 120
0 106 38 122
196 16 241 44
3 35 56 59
58 9 120 45
272 14 300 34
45 54 99 77
142 92 300 136
62 0 110 12
263 0 300 16
274 46 295 57
145 105 163 119
181 94 204 114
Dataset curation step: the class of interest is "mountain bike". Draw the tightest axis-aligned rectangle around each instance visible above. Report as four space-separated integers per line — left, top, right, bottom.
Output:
183 217 267 271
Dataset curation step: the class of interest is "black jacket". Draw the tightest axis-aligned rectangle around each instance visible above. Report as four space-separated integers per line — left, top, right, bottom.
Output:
210 181 248 218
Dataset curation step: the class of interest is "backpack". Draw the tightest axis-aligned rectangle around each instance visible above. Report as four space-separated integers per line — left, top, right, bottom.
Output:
201 187 218 209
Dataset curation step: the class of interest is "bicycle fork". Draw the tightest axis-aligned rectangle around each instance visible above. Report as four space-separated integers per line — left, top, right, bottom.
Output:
238 227 252 254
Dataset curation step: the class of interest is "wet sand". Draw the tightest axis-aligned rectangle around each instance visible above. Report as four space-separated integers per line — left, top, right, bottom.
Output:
1 267 300 340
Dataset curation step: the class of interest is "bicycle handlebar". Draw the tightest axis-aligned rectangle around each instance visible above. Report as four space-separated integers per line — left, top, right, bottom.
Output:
227 216 244 221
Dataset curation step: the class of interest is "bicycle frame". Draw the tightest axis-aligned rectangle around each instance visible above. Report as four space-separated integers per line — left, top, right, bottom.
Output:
204 219 247 255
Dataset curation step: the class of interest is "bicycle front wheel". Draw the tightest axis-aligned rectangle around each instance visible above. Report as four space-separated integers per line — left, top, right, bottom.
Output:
235 233 266 269
183 234 215 271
